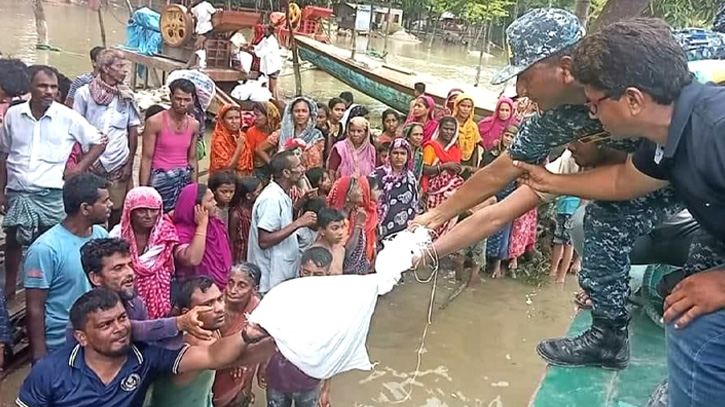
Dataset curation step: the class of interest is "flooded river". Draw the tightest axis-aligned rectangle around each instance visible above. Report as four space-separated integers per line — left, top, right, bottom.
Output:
0 2 578 406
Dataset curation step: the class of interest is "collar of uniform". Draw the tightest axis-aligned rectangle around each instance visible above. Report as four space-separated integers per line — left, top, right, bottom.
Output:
68 343 145 369
664 81 704 158
19 100 58 120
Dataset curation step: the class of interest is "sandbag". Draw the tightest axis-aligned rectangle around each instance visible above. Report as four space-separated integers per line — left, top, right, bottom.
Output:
249 228 432 380
166 70 216 111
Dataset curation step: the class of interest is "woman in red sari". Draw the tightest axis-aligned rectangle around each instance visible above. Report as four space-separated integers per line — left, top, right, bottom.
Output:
422 116 464 237
404 95 439 143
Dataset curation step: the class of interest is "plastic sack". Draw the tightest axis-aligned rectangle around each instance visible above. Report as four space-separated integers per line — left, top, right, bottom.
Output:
249 274 378 379
166 70 216 111
248 228 431 380
125 7 162 56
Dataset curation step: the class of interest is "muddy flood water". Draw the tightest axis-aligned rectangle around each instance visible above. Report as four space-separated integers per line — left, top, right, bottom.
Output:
0 1 578 406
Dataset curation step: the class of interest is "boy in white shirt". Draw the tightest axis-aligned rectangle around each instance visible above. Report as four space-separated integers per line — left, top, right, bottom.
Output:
188 1 222 68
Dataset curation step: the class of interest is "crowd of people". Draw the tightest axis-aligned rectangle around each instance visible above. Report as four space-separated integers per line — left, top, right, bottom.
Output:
1 5 725 407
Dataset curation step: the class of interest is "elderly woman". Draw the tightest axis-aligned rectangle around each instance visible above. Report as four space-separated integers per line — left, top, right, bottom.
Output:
210 104 253 175
373 138 419 240
327 117 377 180
173 183 233 289
279 96 325 169
110 187 206 318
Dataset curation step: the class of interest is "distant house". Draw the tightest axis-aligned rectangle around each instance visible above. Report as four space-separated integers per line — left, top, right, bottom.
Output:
333 3 403 33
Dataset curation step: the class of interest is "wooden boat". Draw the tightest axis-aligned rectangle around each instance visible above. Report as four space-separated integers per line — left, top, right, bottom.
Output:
294 36 498 117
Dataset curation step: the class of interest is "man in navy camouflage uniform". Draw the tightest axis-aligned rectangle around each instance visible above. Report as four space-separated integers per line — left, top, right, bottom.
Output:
415 8 683 369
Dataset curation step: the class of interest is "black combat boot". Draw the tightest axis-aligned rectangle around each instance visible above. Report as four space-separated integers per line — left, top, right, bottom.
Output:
536 317 629 369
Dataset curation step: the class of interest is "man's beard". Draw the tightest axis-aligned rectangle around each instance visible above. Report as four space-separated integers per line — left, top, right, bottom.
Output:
98 343 131 358
117 288 137 301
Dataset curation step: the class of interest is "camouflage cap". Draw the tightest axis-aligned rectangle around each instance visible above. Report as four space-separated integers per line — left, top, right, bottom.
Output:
491 8 585 85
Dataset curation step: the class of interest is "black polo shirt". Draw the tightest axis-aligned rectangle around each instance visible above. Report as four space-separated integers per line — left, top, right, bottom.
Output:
16 342 188 407
632 81 725 240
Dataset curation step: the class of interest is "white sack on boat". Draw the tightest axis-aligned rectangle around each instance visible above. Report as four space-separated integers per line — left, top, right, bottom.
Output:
248 228 431 380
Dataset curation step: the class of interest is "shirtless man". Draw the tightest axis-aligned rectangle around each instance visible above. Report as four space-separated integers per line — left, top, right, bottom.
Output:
313 208 349 275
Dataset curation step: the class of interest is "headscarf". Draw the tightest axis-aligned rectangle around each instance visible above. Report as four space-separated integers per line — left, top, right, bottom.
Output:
254 101 282 132
453 93 481 161
402 122 424 181
279 96 324 147
210 104 253 174
173 183 232 289
340 104 368 137
478 97 514 150
118 187 179 319
252 24 265 45
377 138 416 222
327 176 378 260
405 95 439 143
328 116 377 177
444 88 463 116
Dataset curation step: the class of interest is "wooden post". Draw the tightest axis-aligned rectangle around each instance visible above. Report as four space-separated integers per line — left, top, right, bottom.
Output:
366 2 373 51
351 6 358 59
575 0 591 26
474 20 487 87
286 4 303 96
97 3 107 47
590 0 651 31
382 0 393 56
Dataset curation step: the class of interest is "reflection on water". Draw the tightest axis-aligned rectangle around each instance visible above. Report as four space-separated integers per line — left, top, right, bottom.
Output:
0 3 579 405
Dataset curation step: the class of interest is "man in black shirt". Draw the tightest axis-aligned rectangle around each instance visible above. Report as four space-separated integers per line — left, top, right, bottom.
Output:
514 18 725 407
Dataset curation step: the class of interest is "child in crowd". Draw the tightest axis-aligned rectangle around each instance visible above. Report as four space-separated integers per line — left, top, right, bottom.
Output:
297 197 327 254
313 208 348 275
339 91 354 108
316 103 330 135
306 168 332 198
376 142 391 167
367 175 383 205
209 170 237 227
550 194 581 283
264 247 333 407
378 109 399 145
229 176 262 263
327 97 346 145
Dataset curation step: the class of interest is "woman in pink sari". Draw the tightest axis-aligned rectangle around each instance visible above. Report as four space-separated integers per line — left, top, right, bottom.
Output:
327 116 377 180
405 95 439 143
111 187 206 318
173 183 233 289
478 97 514 150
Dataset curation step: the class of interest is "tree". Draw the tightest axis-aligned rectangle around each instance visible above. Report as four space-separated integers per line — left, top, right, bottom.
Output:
30 0 49 47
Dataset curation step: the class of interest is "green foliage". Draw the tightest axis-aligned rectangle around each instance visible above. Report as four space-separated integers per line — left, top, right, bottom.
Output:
647 0 719 28
464 0 513 22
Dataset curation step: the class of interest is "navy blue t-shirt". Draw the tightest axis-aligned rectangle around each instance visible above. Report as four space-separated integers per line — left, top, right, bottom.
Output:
16 342 188 407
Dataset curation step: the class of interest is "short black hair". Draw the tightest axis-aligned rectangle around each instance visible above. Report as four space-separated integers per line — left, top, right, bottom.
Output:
376 141 391 154
145 104 165 121
302 197 326 215
301 246 333 269
0 59 29 98
209 170 237 192
339 91 354 105
80 238 131 279
57 72 72 102
232 262 262 288
28 65 58 82
231 176 262 207
90 46 105 63
177 276 215 310
70 288 121 331
63 173 108 216
270 150 296 179
317 207 344 228
571 18 691 105
328 97 346 109
305 168 325 189
414 82 426 93
169 78 196 96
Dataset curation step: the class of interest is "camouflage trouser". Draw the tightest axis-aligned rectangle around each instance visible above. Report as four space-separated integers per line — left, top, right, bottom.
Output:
460 239 487 267
581 187 681 321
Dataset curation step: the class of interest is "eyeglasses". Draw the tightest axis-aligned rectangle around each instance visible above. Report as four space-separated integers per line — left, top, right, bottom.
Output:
586 94 612 116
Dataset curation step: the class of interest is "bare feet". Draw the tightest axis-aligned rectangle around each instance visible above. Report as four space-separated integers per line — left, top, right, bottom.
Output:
467 266 481 286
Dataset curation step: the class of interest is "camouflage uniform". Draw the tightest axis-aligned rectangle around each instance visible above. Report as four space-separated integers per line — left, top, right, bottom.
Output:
674 28 725 61
509 104 681 322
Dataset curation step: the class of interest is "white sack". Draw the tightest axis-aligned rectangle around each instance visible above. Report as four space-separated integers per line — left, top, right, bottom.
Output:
249 228 431 380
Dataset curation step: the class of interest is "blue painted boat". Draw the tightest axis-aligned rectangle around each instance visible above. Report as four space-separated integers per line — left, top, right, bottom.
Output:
295 36 497 117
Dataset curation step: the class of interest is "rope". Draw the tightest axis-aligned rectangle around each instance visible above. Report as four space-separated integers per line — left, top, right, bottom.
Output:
389 226 440 404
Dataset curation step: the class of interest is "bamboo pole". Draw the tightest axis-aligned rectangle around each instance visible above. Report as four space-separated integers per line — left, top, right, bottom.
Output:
98 2 107 47
286 5 303 96
382 0 393 57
